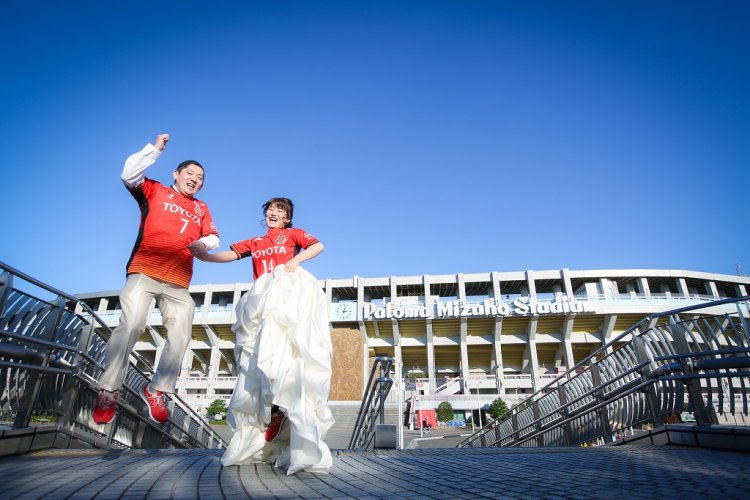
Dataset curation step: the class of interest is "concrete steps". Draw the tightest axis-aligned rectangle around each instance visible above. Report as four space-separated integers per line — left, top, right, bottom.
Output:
325 402 402 449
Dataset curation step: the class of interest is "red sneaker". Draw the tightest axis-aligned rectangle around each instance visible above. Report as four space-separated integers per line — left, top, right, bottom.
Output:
264 410 287 442
141 385 169 423
93 389 118 425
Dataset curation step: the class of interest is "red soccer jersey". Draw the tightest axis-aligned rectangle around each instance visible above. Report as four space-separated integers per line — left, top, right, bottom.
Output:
230 228 319 279
126 178 218 288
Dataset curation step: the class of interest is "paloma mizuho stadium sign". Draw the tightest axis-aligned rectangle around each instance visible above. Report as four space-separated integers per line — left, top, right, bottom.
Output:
362 296 598 320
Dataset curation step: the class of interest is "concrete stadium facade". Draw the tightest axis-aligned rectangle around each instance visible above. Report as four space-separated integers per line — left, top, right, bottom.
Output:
76 268 750 419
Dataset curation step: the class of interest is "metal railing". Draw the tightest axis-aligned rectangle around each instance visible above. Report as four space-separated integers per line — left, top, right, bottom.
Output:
457 296 750 448
0 261 227 453
349 356 394 449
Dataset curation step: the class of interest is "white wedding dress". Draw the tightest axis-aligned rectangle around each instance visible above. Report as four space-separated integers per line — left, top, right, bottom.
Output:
220 265 334 474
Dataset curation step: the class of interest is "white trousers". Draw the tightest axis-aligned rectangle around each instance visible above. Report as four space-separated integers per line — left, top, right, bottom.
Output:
98 273 194 394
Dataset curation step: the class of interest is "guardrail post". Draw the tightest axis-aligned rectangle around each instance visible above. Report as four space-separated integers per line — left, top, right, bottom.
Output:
183 412 192 446
13 351 52 427
736 301 750 351
57 322 98 429
633 334 664 428
0 271 12 317
55 370 82 429
39 297 66 342
132 418 146 448
668 318 717 425
510 411 519 446
479 428 487 447
589 361 614 443
379 363 386 424
13 299 65 427
532 399 544 446
77 317 95 356
557 382 574 445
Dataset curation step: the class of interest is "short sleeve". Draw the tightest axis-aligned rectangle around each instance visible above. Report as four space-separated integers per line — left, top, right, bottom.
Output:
291 228 319 249
230 239 254 259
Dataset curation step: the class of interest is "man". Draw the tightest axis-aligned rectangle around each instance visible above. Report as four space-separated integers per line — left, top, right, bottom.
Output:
93 133 219 425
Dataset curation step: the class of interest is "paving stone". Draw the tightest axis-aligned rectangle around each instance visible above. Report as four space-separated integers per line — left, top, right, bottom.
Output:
1 446 750 498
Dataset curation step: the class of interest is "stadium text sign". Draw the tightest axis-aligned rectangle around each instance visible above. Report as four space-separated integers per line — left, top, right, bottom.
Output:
361 296 597 320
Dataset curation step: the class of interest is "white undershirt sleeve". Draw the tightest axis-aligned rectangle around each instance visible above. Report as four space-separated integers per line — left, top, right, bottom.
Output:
121 143 163 188
198 234 220 251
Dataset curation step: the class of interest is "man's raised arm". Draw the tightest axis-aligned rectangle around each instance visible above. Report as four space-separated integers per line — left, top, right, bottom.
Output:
121 133 170 188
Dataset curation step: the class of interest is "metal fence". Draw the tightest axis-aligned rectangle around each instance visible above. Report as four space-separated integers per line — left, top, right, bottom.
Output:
0 261 227 453
349 356 394 449
457 296 750 448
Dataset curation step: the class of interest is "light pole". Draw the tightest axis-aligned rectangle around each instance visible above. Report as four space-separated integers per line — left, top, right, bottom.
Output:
475 378 482 428
395 360 404 449
417 395 423 438
468 376 475 432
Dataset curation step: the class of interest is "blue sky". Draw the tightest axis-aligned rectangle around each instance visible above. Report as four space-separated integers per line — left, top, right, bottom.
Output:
2 0 748 295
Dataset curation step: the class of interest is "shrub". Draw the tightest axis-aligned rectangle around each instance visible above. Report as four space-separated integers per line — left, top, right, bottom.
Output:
207 399 228 419
437 401 453 422
488 398 509 420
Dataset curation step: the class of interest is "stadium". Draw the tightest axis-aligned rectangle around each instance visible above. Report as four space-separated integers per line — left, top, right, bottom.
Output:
76 267 750 427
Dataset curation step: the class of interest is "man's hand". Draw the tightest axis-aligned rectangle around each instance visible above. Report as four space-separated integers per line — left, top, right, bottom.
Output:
188 240 207 255
155 134 169 151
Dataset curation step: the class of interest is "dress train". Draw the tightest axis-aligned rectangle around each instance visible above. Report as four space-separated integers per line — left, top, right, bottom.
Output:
220 266 334 474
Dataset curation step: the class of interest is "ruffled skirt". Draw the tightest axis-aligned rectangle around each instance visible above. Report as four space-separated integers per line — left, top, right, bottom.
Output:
220 266 334 474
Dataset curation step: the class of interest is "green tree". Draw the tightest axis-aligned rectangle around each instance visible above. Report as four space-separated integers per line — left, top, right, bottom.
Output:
207 399 228 419
437 401 453 422
488 397 509 420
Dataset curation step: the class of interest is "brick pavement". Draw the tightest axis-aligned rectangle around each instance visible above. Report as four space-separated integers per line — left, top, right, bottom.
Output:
2 445 750 499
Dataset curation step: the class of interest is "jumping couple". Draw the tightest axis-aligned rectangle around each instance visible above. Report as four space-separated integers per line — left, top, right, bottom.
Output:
93 134 333 474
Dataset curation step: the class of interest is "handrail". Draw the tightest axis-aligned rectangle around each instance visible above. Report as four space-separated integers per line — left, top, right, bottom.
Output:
513 295 750 400
349 355 393 449
0 261 228 452
457 295 750 448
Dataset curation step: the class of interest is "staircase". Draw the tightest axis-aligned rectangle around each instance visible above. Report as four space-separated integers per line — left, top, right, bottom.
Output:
434 377 462 395
0 262 226 455
326 401 402 449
